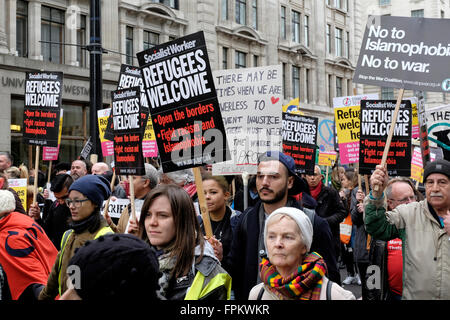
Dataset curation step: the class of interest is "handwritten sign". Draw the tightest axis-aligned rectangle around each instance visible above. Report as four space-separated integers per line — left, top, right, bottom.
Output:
212 65 283 175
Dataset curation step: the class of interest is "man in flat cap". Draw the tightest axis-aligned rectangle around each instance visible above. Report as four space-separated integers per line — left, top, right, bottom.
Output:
365 159 450 300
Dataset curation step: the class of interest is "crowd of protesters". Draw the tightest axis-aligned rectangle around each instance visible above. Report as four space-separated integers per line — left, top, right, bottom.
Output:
0 149 449 301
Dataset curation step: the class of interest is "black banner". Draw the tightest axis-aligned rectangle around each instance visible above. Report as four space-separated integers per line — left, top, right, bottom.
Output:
137 31 230 173
23 72 63 147
282 113 318 175
111 87 145 175
359 100 412 176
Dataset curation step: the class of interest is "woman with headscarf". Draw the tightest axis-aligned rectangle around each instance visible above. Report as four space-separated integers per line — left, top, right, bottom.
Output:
249 207 355 300
38 174 112 300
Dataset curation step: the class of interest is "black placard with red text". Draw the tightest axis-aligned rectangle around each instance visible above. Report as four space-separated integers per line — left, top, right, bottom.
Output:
282 113 318 175
359 99 412 176
137 31 230 173
111 86 145 175
23 72 63 147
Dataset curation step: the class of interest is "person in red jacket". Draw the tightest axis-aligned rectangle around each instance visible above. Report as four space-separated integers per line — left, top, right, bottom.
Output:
0 190 58 300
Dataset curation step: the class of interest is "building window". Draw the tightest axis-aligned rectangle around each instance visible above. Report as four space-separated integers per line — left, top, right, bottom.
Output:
222 47 228 69
379 0 391 5
328 74 332 106
292 66 300 98
411 9 424 17
292 10 301 43
281 6 286 39
304 15 309 47
336 77 343 97
16 0 28 57
251 0 257 29
253 55 258 67
335 27 343 56
326 24 331 54
305 69 310 103
381 87 394 100
126 26 134 65
152 0 179 10
222 0 228 20
235 50 246 68
144 31 159 50
41 6 65 64
335 0 342 10
76 15 87 68
345 31 350 58
236 0 246 25
282 62 287 98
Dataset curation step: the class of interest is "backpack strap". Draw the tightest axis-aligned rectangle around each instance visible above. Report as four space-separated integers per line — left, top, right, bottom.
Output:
326 279 333 300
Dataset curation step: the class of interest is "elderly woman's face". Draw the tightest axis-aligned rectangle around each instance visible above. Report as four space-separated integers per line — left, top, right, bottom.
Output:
266 216 307 274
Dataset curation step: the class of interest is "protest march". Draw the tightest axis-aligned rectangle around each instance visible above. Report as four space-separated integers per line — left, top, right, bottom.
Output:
0 8 449 313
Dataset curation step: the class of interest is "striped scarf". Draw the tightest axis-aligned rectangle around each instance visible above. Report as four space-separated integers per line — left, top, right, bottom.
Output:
259 252 327 300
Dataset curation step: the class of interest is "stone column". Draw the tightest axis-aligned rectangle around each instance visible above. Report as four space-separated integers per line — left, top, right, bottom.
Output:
28 0 41 60
101 0 120 71
0 0 10 53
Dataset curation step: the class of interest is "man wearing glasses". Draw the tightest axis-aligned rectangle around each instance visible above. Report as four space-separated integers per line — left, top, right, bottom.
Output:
366 159 450 300
28 174 73 250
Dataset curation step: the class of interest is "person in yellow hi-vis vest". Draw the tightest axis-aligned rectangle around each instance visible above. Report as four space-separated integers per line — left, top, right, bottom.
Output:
38 174 113 300
137 184 231 300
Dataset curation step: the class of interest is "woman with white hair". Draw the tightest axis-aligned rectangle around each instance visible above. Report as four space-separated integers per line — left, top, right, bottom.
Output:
249 207 355 300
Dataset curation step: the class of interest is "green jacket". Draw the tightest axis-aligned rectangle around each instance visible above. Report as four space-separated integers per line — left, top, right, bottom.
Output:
364 196 450 300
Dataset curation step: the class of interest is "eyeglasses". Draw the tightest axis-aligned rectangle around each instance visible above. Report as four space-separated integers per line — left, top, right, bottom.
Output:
65 198 89 208
388 195 416 204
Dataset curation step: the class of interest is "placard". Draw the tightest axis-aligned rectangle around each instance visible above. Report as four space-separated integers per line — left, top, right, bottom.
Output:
79 136 93 160
353 15 450 93
137 31 230 173
23 72 63 147
111 87 145 175
42 109 64 161
333 94 379 164
97 108 114 157
100 198 130 219
318 151 337 166
8 178 27 211
212 65 283 175
359 99 412 176
282 113 317 175
426 104 450 161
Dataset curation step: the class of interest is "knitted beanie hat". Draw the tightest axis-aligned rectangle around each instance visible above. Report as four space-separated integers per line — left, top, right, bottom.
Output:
264 206 313 252
423 159 450 181
68 174 111 207
0 190 16 215
68 234 160 300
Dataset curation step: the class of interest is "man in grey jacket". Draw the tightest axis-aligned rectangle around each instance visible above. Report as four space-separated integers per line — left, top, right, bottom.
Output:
365 159 450 299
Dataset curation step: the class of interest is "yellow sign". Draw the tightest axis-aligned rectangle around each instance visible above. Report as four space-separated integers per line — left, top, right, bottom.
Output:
8 178 27 211
282 98 304 115
334 105 360 144
318 151 337 166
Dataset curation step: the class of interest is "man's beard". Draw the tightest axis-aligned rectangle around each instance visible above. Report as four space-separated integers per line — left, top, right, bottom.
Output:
259 186 288 204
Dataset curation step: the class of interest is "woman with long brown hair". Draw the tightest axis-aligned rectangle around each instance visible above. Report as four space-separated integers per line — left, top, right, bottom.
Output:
138 184 231 300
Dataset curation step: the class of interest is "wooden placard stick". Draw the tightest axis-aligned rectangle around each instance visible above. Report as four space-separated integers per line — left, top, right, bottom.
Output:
374 88 405 192
32 146 40 205
325 166 329 186
242 171 249 211
128 175 136 222
193 166 213 238
47 160 52 185
102 170 116 218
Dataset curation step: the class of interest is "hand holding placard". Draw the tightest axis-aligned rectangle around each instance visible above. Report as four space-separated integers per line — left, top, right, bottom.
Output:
370 165 389 198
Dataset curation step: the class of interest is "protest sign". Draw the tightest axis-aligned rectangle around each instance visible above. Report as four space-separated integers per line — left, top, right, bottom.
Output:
353 15 450 93
211 65 283 175
137 31 230 173
426 104 450 161
101 198 130 219
43 109 64 161
23 72 63 147
406 97 419 139
282 98 304 115
333 94 379 164
8 179 27 211
97 108 114 157
318 151 337 166
282 113 317 175
79 136 93 160
111 87 145 175
359 99 412 176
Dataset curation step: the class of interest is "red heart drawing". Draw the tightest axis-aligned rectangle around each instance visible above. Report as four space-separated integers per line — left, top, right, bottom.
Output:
271 97 280 104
